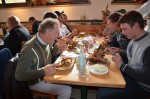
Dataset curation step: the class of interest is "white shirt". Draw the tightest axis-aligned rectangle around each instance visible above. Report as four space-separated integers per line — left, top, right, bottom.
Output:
59 24 70 37
137 0 150 18
137 0 150 32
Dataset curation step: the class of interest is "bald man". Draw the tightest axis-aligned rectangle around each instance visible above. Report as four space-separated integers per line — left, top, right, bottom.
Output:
3 16 31 56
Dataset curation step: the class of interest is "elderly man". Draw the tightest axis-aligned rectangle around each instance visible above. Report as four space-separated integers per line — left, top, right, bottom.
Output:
3 16 31 56
15 18 71 99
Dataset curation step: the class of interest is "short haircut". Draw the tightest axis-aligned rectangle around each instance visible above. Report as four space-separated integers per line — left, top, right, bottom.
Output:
29 17 36 21
8 16 20 26
43 12 58 20
107 12 121 23
63 13 67 17
119 11 144 29
38 18 59 34
115 9 127 15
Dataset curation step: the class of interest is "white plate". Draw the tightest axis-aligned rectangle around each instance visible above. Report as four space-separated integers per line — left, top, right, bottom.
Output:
55 57 75 70
89 64 108 75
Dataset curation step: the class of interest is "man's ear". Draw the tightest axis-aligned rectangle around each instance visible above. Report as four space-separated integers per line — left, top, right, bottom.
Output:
45 29 48 34
45 29 50 36
133 22 139 29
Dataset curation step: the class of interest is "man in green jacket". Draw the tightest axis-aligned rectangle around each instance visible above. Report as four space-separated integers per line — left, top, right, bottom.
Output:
15 18 71 99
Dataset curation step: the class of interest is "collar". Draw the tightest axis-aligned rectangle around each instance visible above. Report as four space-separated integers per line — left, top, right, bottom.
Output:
135 32 148 41
37 33 47 45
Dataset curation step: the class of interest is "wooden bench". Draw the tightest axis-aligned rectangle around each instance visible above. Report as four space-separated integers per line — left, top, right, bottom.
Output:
31 90 56 99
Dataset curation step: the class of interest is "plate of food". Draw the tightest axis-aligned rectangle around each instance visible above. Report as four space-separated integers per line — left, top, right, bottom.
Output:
89 64 108 75
88 51 110 66
55 57 75 70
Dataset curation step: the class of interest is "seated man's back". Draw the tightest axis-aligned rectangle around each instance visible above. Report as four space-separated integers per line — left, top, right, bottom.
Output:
3 16 31 56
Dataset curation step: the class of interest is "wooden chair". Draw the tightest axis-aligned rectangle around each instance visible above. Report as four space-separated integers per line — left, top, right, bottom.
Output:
31 90 56 99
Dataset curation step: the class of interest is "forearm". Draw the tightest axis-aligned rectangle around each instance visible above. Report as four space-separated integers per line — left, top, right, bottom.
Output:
119 50 128 63
120 64 150 85
66 32 74 39
15 67 45 81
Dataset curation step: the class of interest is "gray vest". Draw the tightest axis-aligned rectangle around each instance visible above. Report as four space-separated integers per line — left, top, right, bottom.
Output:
127 33 150 90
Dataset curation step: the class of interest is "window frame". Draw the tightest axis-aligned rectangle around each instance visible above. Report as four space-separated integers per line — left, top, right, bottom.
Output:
111 0 148 3
0 0 29 7
0 0 91 8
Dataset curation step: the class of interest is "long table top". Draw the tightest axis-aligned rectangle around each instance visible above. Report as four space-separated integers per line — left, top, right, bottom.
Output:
44 37 126 88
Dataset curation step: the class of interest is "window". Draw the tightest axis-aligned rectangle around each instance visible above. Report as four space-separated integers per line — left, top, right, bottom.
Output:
5 0 26 3
0 0 28 7
112 0 148 3
0 0 90 8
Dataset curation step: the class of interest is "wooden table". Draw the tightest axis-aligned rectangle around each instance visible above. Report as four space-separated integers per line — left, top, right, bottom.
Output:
44 55 125 88
44 37 126 99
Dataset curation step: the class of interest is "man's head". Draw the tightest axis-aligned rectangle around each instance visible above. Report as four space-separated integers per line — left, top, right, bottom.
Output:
107 12 121 33
38 18 60 45
55 11 64 23
7 16 20 30
101 9 111 24
43 12 58 20
29 17 36 25
115 9 127 15
63 14 68 24
119 11 144 39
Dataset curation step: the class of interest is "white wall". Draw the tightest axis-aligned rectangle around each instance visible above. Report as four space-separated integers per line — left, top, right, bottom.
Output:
0 0 142 22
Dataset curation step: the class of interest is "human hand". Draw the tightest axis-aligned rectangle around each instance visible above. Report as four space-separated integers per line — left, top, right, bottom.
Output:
112 53 123 68
57 34 62 39
57 37 68 52
111 47 121 53
67 29 78 39
102 29 109 36
104 47 117 55
43 64 57 75
72 29 78 36
103 35 112 43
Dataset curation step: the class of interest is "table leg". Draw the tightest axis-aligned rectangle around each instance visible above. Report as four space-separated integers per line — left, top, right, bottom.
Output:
81 86 87 99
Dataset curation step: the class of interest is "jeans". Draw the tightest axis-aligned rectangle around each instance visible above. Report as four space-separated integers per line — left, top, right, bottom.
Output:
96 73 150 99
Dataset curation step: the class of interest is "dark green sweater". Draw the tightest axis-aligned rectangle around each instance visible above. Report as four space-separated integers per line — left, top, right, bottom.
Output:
15 36 60 85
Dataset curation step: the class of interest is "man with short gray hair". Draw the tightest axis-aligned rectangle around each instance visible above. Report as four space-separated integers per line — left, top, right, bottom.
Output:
15 18 71 99
2 16 31 56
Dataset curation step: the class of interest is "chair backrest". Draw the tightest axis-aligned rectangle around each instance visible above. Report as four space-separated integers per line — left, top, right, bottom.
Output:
0 48 12 98
3 53 32 99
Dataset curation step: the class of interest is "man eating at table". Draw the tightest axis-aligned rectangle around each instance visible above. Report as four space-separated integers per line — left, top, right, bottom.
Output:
15 18 72 99
96 11 150 99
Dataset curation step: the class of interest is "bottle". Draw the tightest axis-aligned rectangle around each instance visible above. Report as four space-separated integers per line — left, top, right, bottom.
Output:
0 26 3 36
83 12 86 20
78 42 87 76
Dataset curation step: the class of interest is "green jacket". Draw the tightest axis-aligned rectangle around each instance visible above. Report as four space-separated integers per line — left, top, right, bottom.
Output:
15 36 60 85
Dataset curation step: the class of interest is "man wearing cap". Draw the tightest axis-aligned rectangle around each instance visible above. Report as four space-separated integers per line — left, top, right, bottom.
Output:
55 11 78 39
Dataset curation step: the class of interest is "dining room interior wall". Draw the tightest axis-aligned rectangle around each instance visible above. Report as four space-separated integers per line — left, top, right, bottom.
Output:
0 0 142 22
